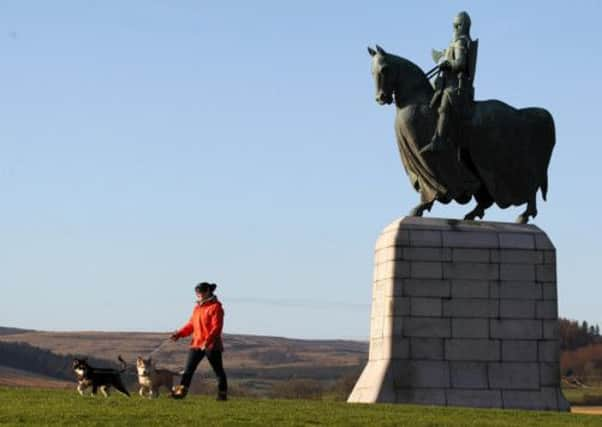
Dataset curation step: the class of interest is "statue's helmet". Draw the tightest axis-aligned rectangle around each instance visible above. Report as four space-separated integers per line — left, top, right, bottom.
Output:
453 11 471 36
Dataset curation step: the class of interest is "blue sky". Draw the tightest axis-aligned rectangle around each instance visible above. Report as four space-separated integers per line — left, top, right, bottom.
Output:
1 1 600 339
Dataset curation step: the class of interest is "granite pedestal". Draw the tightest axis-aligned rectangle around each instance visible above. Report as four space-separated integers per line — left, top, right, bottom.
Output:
348 217 570 411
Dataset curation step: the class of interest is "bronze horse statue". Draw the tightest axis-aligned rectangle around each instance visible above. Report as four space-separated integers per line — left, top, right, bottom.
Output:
368 45 554 223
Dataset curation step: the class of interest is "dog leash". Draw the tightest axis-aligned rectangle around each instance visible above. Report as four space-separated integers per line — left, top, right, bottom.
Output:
147 338 170 358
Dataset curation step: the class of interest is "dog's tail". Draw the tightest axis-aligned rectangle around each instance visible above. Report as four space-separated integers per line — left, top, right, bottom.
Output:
117 355 127 373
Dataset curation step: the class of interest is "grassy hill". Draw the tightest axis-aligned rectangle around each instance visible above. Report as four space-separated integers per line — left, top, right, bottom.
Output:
1 387 599 426
0 329 366 397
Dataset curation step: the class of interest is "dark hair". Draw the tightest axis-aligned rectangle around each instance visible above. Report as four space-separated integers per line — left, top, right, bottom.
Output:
195 282 217 294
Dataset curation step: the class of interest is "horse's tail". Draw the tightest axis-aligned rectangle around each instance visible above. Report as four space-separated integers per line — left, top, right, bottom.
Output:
523 107 555 201
540 109 555 202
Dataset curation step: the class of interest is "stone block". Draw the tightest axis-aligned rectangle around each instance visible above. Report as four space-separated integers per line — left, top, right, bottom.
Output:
348 359 396 403
535 233 555 250
391 338 410 360
502 340 537 361
500 264 536 281
450 280 489 298
443 263 499 280
543 320 559 339
489 282 499 298
369 337 391 361
374 261 410 280
402 279 450 297
375 230 396 249
373 279 392 297
502 388 558 410
391 298 410 317
499 300 535 319
392 316 403 335
410 338 444 360
402 247 451 262
542 283 557 300
447 389 503 408
536 301 558 319
499 233 536 249
370 314 384 338
536 264 556 282
442 231 498 248
491 320 542 339
544 250 556 264
392 360 450 388
445 339 500 361
410 297 442 317
409 229 441 247
411 262 443 279
498 281 541 299
402 317 451 338
396 388 447 405
375 247 401 264
451 318 489 338
452 248 490 263
488 363 540 389
539 341 560 362
443 299 498 318
540 363 560 386
449 362 489 388
498 249 544 264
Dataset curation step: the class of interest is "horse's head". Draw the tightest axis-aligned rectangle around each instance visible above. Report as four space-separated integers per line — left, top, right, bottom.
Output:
368 45 397 105
368 45 433 108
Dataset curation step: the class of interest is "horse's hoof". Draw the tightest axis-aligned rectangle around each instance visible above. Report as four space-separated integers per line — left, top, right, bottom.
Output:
515 215 529 224
464 210 483 221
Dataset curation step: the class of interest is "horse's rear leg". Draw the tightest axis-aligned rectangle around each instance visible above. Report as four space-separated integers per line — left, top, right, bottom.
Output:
409 200 434 217
464 190 493 221
516 194 537 224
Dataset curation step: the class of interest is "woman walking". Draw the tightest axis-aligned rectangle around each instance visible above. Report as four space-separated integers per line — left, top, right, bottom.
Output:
170 282 228 400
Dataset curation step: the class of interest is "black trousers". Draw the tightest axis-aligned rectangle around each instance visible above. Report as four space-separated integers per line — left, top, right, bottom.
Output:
180 348 227 393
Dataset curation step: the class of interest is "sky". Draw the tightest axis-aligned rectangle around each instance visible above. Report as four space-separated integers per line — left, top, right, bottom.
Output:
1 1 601 340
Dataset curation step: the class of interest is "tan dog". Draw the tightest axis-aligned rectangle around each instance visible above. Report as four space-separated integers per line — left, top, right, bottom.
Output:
136 357 176 398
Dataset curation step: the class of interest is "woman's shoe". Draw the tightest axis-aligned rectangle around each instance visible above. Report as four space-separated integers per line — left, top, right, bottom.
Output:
170 385 188 399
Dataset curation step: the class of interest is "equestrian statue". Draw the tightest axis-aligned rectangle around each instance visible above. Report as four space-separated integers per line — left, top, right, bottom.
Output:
368 11 554 224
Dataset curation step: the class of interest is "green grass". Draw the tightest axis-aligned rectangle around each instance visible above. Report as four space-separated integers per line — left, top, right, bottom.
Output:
1 387 601 426
563 387 602 406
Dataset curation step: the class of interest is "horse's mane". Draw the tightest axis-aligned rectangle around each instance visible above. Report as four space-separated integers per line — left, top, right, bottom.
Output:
384 52 434 105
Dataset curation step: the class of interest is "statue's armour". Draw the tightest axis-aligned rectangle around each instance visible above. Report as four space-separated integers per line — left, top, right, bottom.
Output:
442 35 470 89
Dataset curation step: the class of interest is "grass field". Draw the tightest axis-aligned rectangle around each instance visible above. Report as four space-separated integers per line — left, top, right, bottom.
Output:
1 387 602 426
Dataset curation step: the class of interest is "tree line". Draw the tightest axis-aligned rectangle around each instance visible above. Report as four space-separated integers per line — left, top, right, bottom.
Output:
559 318 601 351
0 341 120 382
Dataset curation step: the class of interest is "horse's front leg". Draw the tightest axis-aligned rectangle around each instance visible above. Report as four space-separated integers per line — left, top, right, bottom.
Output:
409 200 434 217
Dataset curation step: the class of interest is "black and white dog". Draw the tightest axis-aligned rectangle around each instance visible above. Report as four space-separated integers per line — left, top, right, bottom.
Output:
72 356 130 397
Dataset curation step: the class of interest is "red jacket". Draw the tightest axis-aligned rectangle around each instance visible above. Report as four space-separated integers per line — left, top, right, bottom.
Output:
175 298 224 351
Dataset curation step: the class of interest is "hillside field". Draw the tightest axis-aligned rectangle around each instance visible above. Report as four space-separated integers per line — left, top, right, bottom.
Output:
1 387 601 427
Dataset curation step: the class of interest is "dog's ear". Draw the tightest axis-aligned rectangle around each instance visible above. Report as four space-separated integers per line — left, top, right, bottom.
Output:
136 356 142 362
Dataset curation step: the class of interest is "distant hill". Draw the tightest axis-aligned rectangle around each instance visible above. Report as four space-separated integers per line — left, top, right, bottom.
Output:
0 365 71 389
0 327 33 336
0 328 367 396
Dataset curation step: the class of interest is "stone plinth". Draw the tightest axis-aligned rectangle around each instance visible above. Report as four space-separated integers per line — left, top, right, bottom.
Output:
348 217 570 411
